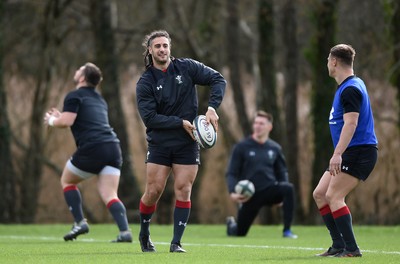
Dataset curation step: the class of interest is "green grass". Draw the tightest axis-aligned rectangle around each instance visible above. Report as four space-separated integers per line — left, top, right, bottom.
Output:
0 224 399 263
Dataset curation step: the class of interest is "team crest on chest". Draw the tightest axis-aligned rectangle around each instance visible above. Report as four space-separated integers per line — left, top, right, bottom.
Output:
268 150 274 160
175 75 183 84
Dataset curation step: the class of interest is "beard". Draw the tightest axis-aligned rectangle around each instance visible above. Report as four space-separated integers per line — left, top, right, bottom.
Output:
153 52 169 66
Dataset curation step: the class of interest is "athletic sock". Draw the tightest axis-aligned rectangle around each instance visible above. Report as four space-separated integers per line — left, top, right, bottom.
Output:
172 200 191 244
107 199 129 232
282 184 295 231
63 185 84 223
332 205 358 251
139 200 156 236
319 204 345 249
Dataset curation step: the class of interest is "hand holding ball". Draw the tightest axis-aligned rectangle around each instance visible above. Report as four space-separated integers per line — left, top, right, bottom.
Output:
234 180 255 198
192 115 217 148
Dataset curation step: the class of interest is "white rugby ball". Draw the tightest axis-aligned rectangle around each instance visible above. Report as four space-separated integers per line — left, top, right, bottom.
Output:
192 115 217 149
235 180 255 198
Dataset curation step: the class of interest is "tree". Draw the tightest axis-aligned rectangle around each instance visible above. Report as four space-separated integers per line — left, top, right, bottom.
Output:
306 0 338 223
172 0 228 223
0 0 17 223
19 0 74 223
89 0 141 215
280 0 303 221
258 0 283 142
226 0 251 136
387 0 400 129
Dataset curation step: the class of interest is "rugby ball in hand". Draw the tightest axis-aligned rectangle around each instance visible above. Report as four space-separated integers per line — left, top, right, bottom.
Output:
192 115 217 149
235 180 255 198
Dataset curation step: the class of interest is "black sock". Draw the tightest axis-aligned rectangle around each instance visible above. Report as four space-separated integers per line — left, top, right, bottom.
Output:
63 186 84 223
172 200 191 245
333 206 358 251
107 199 129 231
139 200 156 236
319 204 345 249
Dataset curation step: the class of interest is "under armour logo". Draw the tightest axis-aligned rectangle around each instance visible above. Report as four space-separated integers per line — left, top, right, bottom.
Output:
156 85 163 90
178 221 187 226
143 219 151 223
342 166 349 171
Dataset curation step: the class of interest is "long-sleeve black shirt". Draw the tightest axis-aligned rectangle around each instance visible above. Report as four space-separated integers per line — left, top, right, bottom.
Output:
226 136 289 193
136 58 226 147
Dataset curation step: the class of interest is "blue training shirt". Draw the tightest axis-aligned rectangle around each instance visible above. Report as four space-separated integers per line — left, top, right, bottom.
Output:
136 58 226 147
329 76 378 148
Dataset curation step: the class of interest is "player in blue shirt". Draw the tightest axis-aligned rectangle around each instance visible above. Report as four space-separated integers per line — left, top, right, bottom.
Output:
313 44 378 257
225 111 297 239
44 63 131 243
136 30 226 253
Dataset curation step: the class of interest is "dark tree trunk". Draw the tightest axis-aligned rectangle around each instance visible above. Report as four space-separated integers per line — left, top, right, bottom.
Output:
227 0 251 136
389 1 400 129
281 0 304 222
0 0 17 223
258 0 283 143
89 0 141 219
257 0 283 225
19 0 63 223
307 0 338 223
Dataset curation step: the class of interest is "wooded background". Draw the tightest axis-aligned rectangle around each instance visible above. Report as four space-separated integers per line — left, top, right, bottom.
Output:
1 0 399 226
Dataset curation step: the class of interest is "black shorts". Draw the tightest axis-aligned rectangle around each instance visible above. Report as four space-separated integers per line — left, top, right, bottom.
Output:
339 145 378 181
146 142 200 167
70 142 122 174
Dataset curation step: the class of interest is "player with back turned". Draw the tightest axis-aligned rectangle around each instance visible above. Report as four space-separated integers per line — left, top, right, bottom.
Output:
313 44 378 257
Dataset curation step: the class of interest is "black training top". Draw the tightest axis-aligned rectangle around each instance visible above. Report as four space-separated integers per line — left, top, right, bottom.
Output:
136 58 226 147
63 86 119 148
226 136 289 193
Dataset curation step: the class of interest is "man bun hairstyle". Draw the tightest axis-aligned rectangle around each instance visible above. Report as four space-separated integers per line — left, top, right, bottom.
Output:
142 30 171 69
83 62 103 87
330 44 356 67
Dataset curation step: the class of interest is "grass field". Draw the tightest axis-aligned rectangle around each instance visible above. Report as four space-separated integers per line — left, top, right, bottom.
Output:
0 224 399 263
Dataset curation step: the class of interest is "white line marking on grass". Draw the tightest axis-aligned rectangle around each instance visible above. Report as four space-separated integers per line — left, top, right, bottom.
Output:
2 235 400 256
0 235 95 242
155 241 400 255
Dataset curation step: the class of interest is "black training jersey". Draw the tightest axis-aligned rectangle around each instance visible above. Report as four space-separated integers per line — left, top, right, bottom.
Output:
136 58 226 147
63 86 119 148
226 136 289 193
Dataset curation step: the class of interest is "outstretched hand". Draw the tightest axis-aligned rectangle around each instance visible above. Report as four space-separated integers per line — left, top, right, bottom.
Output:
44 108 61 126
